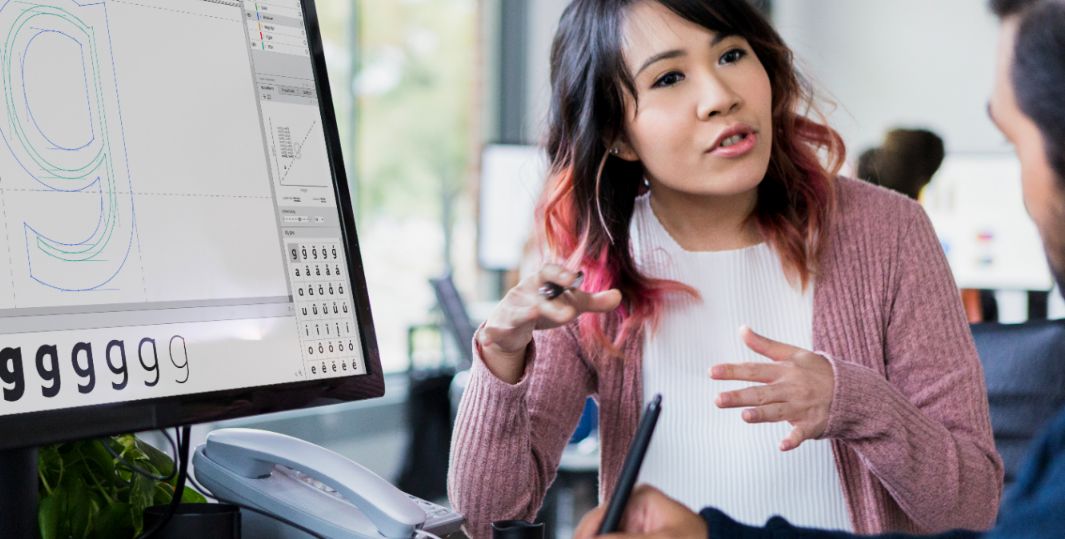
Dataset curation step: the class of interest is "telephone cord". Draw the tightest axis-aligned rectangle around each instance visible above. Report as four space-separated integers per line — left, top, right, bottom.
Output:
136 425 191 539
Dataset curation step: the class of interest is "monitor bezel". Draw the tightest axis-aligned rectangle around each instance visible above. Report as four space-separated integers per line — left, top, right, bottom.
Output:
0 0 384 451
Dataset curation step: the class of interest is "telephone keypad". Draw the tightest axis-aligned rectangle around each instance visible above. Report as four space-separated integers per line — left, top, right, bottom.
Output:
407 494 465 536
281 467 464 537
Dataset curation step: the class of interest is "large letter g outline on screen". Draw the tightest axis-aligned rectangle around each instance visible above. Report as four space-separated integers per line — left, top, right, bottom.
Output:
0 0 135 292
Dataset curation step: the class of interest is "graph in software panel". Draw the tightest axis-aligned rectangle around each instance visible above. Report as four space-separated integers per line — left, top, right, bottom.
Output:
267 109 331 189
245 0 330 190
0 0 142 303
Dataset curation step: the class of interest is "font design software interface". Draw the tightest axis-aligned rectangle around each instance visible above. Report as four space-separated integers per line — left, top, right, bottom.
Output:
0 0 366 417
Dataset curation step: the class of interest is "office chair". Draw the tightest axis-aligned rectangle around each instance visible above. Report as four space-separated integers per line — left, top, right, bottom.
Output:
395 275 477 500
971 319 1065 488
430 274 477 371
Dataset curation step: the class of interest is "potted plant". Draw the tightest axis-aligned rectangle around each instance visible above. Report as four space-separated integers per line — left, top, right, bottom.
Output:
37 434 205 539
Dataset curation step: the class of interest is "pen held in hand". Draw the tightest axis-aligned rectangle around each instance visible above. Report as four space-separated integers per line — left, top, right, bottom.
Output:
538 271 584 300
598 393 662 535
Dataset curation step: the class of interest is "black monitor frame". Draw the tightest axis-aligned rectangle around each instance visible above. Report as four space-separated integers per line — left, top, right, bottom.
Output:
0 0 383 452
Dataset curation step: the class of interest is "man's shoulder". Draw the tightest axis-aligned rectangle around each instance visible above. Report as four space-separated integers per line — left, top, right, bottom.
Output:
1040 405 1065 450
991 405 1065 538
1005 405 1065 495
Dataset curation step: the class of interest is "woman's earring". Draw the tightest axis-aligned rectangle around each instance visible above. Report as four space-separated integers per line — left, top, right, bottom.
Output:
609 147 619 155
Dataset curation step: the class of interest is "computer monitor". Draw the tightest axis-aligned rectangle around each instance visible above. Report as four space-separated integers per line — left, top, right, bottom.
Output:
922 153 1053 291
0 0 382 450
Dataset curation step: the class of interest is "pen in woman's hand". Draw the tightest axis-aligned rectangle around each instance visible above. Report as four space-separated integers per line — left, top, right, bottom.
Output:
598 394 662 534
538 271 584 300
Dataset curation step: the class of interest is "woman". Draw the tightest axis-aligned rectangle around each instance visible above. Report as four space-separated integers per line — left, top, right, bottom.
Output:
448 1 1002 537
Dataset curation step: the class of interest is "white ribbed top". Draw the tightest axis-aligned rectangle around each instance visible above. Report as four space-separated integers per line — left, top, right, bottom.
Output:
630 193 852 531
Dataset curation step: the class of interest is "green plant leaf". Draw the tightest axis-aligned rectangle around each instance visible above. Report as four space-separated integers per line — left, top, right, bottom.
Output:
113 434 137 453
134 437 175 478
38 490 64 539
39 433 192 538
85 440 115 473
152 479 174 506
182 486 207 503
129 472 158 533
67 478 95 539
58 446 91 490
38 445 63 495
93 502 134 539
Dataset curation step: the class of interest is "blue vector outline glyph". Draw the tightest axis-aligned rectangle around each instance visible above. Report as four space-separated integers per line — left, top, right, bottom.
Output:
0 0 135 292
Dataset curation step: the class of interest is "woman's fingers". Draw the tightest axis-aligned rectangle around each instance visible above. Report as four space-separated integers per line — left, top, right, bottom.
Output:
537 296 579 325
528 264 580 294
499 291 543 324
709 362 780 383
741 403 790 423
538 288 622 325
491 266 623 336
739 325 801 362
707 326 835 452
715 384 787 408
780 426 810 451
572 288 623 313
573 504 606 539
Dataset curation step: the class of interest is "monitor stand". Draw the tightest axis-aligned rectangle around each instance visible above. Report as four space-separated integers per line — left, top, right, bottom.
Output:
0 447 38 539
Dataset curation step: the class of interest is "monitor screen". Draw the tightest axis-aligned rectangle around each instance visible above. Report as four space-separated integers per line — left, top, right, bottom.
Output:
923 154 1053 291
0 0 382 449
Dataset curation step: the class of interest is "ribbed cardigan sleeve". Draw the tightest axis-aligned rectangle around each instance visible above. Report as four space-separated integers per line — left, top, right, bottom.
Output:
447 323 595 539
820 202 1003 531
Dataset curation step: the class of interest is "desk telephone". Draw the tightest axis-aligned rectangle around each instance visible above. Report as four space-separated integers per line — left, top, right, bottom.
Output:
193 428 463 539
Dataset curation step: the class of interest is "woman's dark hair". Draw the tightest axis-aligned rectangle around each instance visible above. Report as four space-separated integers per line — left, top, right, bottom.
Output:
991 0 1065 186
536 0 845 355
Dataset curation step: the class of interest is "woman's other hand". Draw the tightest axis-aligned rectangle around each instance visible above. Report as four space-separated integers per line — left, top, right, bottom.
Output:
711 326 835 451
477 264 621 384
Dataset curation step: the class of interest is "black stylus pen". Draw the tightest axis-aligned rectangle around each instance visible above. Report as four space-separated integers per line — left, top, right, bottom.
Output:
597 393 662 535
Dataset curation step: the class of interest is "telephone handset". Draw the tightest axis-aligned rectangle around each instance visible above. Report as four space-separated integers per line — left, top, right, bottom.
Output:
193 428 463 539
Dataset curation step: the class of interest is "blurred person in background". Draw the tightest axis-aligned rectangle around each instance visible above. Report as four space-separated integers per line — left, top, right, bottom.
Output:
857 128 945 201
573 0 1065 536
857 129 996 322
448 0 1001 537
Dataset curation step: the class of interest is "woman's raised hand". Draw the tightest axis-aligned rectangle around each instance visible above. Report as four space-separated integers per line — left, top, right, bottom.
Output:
477 264 622 384
711 326 836 451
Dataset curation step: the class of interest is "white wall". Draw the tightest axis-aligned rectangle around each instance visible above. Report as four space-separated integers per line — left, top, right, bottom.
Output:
523 1 1007 158
773 0 1005 157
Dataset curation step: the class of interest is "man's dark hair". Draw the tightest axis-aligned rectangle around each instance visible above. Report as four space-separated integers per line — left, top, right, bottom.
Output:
991 0 1038 16
991 0 1065 186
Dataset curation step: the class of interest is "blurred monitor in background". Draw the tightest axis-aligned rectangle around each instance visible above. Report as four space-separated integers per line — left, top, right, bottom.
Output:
858 129 1052 321
477 144 548 289
922 154 1054 316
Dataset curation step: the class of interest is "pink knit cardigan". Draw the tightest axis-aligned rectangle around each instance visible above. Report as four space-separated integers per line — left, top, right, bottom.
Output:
448 178 1003 538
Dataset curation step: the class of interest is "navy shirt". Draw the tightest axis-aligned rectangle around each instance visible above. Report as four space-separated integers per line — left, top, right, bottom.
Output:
702 405 1065 538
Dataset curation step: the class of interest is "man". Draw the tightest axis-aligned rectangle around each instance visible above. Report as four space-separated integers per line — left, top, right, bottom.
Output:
574 0 1065 537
